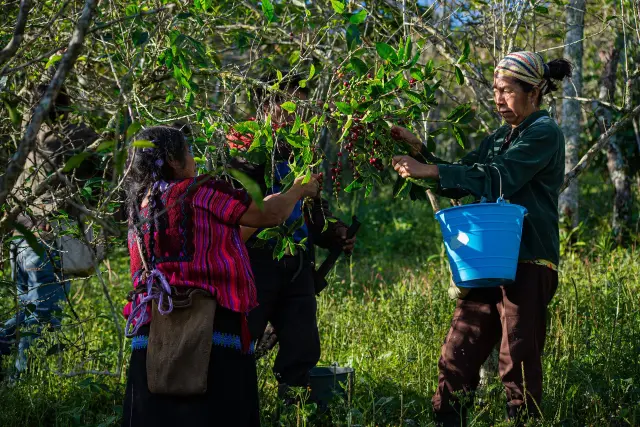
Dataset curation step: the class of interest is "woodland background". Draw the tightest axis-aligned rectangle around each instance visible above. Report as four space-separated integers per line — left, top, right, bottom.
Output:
1 0 640 425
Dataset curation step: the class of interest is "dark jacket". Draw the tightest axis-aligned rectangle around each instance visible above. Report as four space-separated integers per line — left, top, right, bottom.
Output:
421 110 564 264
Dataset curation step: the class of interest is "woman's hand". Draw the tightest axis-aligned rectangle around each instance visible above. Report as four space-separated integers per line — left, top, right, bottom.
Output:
239 176 320 228
337 227 356 254
390 126 423 156
291 174 320 198
392 156 439 179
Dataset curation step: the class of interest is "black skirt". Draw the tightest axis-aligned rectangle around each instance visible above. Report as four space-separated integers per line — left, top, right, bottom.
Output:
121 306 260 427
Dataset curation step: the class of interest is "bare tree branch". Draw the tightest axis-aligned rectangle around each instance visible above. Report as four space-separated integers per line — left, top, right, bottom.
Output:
561 103 640 193
0 0 98 210
0 0 32 67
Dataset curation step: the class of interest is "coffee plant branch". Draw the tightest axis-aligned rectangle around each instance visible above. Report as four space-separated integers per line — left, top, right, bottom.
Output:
1 1 72 73
0 0 32 68
0 4 175 76
0 0 98 210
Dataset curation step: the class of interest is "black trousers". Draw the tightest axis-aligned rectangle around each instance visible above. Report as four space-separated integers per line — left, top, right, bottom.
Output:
121 307 260 427
248 247 321 387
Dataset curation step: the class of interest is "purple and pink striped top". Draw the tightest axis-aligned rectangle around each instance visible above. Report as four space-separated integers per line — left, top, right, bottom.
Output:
123 176 257 326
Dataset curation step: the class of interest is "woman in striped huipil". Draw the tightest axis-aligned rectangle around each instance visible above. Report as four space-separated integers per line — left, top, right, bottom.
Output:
121 126 319 426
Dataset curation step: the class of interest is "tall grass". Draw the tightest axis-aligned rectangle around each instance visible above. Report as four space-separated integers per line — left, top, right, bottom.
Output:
1 179 639 426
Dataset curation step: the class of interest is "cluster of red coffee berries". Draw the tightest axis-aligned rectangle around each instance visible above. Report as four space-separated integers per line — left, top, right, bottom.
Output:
330 156 343 193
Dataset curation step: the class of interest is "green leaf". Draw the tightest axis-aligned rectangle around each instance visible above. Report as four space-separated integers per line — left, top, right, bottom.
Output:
376 42 397 63
285 134 305 148
335 102 353 115
350 9 367 24
229 169 264 209
394 179 412 199
235 121 261 134
457 40 470 64
132 30 149 46
289 50 301 66
126 122 142 141
331 0 345 14
281 101 297 113
346 24 361 50
534 5 549 14
338 116 353 142
424 59 435 79
12 222 44 257
344 179 363 193
410 68 424 81
261 0 276 22
185 91 195 108
452 125 466 148
96 140 115 152
392 73 406 89
405 90 424 104
350 57 368 77
298 79 307 88
454 66 464 85
257 228 281 240
308 64 316 80
125 5 139 16
302 169 312 184
291 115 302 133
131 139 156 149
457 107 475 125
45 54 63 69
62 152 91 173
404 37 412 62
447 103 471 122
2 100 19 126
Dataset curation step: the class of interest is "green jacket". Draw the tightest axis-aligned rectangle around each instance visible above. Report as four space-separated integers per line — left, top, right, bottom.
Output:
425 110 565 265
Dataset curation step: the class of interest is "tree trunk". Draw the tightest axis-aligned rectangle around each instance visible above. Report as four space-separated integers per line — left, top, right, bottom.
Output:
558 0 585 228
595 36 632 245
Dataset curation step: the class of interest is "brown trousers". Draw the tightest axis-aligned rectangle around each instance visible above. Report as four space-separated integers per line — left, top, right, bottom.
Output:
432 263 558 416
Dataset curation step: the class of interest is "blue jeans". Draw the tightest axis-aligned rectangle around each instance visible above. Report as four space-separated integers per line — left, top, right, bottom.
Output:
1 239 69 372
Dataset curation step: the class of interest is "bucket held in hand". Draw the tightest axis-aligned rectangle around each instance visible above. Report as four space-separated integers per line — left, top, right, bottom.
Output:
435 198 526 287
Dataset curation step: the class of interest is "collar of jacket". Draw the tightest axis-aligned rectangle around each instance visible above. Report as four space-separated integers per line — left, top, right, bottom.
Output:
495 109 551 150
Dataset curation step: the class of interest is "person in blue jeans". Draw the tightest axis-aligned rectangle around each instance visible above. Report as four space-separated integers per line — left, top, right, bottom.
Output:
1 239 69 373
1 84 96 376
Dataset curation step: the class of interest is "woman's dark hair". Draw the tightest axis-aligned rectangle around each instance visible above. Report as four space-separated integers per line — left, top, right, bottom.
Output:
125 126 188 270
515 59 573 105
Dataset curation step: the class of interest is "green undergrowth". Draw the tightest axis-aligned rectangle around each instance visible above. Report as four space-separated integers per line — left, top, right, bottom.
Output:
1 180 640 426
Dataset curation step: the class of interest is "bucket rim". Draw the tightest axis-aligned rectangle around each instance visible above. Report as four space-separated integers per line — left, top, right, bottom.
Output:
310 366 355 377
434 201 526 218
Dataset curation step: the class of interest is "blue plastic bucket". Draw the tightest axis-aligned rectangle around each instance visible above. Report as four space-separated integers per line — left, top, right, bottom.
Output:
435 199 527 288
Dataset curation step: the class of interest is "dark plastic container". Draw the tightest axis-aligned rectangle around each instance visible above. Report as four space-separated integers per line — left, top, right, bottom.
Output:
308 366 354 410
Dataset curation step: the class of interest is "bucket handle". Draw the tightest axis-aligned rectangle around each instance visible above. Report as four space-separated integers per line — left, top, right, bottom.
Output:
480 165 505 204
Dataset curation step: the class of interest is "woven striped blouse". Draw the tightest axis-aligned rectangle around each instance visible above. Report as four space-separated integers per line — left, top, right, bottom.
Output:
123 176 257 325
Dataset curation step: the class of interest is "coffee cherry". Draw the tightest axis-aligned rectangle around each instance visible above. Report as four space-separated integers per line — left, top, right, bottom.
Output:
343 81 349 88
337 152 342 157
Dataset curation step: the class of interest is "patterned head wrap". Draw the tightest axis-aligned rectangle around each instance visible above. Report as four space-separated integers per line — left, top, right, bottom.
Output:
495 51 550 94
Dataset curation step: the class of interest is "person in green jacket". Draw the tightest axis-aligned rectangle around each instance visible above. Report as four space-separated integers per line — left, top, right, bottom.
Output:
390 52 572 425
